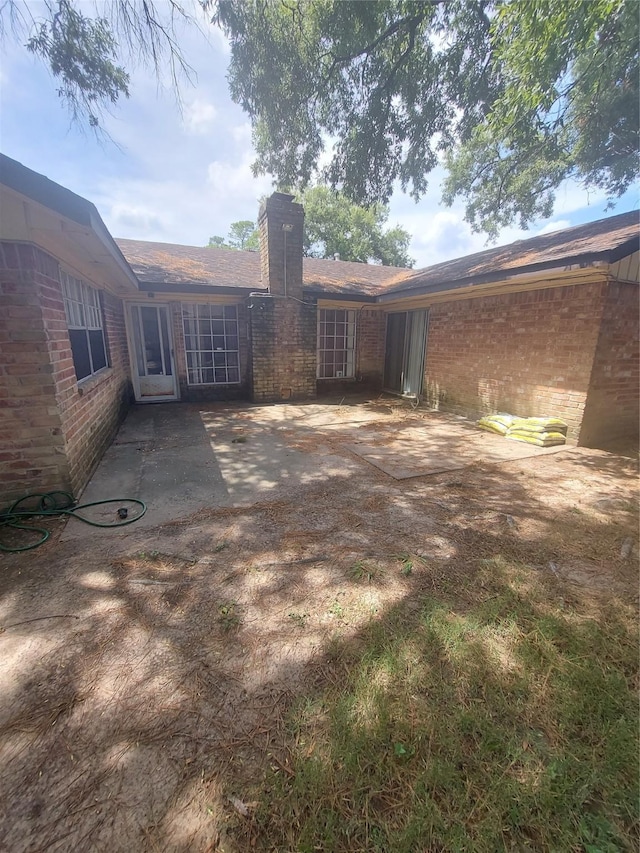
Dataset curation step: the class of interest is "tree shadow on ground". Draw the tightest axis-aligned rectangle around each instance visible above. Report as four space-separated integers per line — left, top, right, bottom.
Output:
0 403 637 852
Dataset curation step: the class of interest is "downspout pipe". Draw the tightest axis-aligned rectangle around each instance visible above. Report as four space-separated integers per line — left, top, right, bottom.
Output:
282 222 293 298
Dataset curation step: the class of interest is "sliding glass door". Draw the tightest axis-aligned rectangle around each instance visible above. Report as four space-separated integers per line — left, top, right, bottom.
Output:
383 309 428 398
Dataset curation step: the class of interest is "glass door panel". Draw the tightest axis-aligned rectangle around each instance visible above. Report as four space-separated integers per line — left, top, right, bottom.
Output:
383 310 428 398
383 312 407 393
129 305 178 401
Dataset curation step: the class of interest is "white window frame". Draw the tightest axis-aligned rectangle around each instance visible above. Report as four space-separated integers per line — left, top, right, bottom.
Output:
61 271 109 381
181 303 241 386
317 308 357 379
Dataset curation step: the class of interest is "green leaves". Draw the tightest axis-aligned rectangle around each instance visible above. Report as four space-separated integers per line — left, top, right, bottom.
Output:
443 0 639 234
5 0 195 130
216 0 493 205
25 0 129 127
216 0 638 236
206 187 414 266
207 220 259 251
227 220 260 251
299 186 413 266
6 0 637 231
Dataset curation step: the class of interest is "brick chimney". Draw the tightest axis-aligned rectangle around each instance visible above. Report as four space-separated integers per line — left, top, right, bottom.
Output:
249 192 317 402
258 192 304 298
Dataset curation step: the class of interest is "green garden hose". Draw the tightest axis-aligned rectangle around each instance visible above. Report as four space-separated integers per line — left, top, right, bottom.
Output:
0 491 147 553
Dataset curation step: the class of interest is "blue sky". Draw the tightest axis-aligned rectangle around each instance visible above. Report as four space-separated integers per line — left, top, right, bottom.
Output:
1 4 638 269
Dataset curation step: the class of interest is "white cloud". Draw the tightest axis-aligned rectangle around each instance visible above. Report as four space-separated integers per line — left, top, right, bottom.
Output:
183 98 218 134
230 122 253 145
108 203 166 234
207 156 272 207
537 219 571 236
551 181 608 216
403 209 528 269
388 170 530 269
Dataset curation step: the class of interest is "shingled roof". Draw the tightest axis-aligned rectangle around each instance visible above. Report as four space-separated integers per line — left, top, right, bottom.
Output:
115 239 261 289
115 238 409 295
116 210 638 300
303 256 406 296
379 210 639 298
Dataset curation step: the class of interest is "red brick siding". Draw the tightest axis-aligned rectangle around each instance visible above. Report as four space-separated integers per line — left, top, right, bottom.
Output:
250 296 317 402
423 282 607 441
0 243 69 504
0 241 132 503
357 308 386 387
579 280 639 447
169 300 251 402
40 271 132 497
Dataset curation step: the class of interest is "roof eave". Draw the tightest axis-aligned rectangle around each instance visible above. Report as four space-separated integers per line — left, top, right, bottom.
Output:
303 288 378 303
87 208 139 291
137 281 267 295
376 250 627 302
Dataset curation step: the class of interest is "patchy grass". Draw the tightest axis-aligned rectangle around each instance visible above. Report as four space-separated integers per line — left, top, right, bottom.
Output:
217 601 241 631
288 611 310 629
349 560 384 583
245 559 638 852
396 553 415 576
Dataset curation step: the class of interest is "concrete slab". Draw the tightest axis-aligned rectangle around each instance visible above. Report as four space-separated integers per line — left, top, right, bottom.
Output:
344 419 569 479
62 399 572 539
62 402 360 538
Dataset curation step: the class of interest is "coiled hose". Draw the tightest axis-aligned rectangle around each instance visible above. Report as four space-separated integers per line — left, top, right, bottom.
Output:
0 491 147 553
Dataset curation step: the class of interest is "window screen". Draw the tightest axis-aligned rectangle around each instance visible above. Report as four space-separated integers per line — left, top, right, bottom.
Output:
182 304 240 385
317 309 356 379
61 272 108 381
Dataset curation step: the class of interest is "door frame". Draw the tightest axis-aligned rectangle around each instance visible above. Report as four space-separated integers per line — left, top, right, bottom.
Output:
382 310 408 395
125 302 180 403
382 309 429 399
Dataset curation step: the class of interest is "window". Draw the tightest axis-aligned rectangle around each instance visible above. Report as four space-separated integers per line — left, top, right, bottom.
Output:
317 308 356 379
61 272 108 381
182 303 240 385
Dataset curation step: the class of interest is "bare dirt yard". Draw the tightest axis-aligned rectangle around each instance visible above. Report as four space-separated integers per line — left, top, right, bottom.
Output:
1 399 638 852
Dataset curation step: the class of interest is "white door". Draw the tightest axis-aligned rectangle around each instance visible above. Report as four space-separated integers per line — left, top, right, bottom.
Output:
129 304 178 401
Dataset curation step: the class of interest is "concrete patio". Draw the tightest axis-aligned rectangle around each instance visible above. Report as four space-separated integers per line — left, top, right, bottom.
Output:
64 398 570 535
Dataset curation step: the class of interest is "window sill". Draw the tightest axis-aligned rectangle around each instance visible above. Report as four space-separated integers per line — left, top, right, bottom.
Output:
77 366 113 396
186 382 242 388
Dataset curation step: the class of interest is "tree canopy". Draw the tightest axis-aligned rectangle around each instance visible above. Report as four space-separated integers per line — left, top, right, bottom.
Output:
215 0 639 236
443 0 640 235
5 1 638 236
1 0 194 127
208 220 260 251
300 186 413 266
206 186 414 267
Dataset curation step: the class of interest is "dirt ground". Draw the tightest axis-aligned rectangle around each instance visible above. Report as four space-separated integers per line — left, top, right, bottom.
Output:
0 398 637 852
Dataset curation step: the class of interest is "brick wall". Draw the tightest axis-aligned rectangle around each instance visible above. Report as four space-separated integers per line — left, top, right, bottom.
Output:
423 282 608 441
579 280 639 447
249 296 317 402
50 284 132 496
0 243 69 505
168 300 251 402
258 193 304 299
0 240 132 504
357 308 386 387
252 193 317 401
